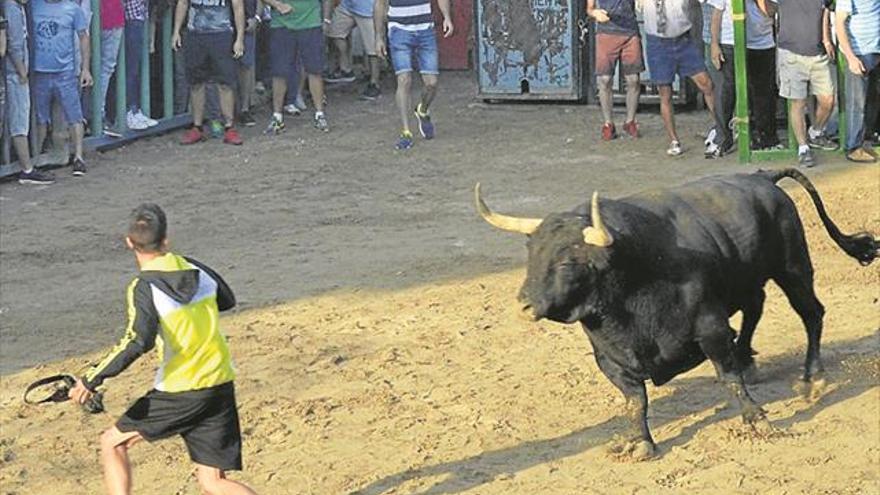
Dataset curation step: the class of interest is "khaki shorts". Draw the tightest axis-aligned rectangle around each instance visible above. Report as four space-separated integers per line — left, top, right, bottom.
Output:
777 48 835 99
327 5 377 56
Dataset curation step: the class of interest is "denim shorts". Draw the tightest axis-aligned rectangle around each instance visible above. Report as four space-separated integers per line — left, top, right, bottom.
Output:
270 27 324 77
5 72 31 136
645 32 705 85
388 26 439 75
240 32 256 69
33 71 84 125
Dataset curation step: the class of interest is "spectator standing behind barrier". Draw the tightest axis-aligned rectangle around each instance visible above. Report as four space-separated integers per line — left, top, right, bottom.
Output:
96 0 126 136
6 0 56 184
707 0 777 153
237 0 261 126
31 0 93 176
173 0 246 145
124 0 158 130
587 0 643 141
375 0 453 150
263 0 330 134
637 0 725 157
324 0 381 101
759 0 837 168
836 0 879 163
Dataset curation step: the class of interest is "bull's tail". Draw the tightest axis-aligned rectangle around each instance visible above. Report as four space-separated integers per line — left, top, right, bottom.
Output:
760 168 879 266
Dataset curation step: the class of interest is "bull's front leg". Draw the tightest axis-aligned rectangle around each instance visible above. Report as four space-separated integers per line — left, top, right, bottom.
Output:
593 350 655 461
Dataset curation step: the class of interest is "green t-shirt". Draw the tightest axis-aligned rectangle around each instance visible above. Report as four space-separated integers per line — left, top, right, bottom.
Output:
271 0 322 30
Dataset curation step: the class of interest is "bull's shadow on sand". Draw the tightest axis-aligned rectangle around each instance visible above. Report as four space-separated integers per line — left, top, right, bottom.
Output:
351 332 879 495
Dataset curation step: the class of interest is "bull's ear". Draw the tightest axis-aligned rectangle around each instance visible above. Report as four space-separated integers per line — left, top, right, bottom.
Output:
582 192 613 247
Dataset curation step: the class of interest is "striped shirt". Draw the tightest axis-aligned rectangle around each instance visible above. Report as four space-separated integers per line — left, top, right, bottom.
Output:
388 0 433 31
837 0 880 56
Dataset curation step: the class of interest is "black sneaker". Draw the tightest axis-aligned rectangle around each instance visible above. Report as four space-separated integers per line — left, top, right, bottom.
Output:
359 83 381 101
798 149 817 168
239 111 256 127
808 133 838 151
324 69 356 83
18 168 56 185
72 157 87 176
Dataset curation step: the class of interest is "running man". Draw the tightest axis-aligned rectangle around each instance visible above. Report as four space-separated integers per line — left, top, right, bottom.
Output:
375 0 453 149
69 204 258 495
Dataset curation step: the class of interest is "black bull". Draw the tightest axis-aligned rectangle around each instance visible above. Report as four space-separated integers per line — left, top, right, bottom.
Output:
476 168 878 460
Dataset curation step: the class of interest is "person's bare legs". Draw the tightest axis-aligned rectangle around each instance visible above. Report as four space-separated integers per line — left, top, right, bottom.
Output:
367 55 380 86
624 73 640 124
238 67 254 113
790 98 808 146
218 84 236 127
307 73 324 113
418 73 438 113
659 85 678 143
12 136 34 172
690 71 728 147
195 463 258 495
191 83 206 127
36 124 49 160
333 37 352 73
272 76 287 114
597 74 614 124
812 93 834 132
100 427 144 495
396 71 413 134
71 122 85 160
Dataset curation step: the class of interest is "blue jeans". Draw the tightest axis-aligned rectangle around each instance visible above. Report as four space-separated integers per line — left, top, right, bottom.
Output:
125 19 146 112
845 53 880 151
388 26 439 75
98 28 124 121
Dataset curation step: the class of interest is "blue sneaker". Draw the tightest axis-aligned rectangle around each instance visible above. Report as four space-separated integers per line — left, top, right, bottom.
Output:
414 105 434 139
396 131 414 150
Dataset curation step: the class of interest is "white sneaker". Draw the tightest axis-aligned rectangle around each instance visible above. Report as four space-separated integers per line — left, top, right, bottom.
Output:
283 103 301 116
126 110 149 130
667 140 683 156
137 110 159 128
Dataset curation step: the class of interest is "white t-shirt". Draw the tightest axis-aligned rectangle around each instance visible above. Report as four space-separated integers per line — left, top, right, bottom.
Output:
707 0 775 49
641 0 693 38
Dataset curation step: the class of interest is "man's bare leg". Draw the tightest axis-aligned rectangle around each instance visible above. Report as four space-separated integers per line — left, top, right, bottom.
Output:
100 427 143 495
195 463 258 495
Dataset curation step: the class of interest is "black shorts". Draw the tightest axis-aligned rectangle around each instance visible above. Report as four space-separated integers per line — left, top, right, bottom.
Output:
116 381 243 471
183 31 239 86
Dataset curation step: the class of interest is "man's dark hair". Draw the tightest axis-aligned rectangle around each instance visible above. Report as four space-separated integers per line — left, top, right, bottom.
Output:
128 204 167 252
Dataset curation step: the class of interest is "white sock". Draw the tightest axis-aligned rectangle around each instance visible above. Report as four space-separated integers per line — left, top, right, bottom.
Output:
273 112 282 121
808 126 823 139
799 144 810 154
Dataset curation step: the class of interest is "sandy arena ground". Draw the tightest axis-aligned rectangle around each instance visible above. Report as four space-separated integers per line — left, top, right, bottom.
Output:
1 73 878 494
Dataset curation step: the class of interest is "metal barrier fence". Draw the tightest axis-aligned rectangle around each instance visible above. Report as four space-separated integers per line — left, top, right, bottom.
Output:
0 2 190 179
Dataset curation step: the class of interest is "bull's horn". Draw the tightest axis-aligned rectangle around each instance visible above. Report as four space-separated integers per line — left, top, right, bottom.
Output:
474 183 542 235
583 191 613 247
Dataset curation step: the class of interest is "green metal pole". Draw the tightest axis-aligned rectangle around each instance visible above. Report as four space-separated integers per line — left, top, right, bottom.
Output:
837 47 847 153
141 19 151 116
116 29 127 131
163 12 174 119
90 0 103 135
731 0 750 164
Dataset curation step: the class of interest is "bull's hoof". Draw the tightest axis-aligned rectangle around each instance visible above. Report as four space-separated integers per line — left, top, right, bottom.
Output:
742 363 760 385
793 376 828 403
605 437 656 462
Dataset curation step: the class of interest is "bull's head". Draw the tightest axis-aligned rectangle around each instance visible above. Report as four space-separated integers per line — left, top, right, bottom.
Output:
475 184 614 324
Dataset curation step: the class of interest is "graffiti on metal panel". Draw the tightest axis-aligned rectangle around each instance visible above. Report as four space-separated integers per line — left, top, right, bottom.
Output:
479 0 571 87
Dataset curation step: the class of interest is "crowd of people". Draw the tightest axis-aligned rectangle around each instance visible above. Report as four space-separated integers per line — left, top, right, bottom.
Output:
0 0 877 187
589 0 878 166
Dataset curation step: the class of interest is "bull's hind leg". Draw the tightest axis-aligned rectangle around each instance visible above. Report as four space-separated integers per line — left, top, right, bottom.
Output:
592 349 655 461
775 272 826 401
735 289 766 384
696 307 773 434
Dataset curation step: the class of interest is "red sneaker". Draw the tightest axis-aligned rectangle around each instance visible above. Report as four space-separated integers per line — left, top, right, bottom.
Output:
223 127 243 145
623 120 639 138
601 122 617 141
181 126 206 145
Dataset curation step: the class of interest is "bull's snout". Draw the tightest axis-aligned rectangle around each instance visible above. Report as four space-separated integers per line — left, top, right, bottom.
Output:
518 303 540 322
